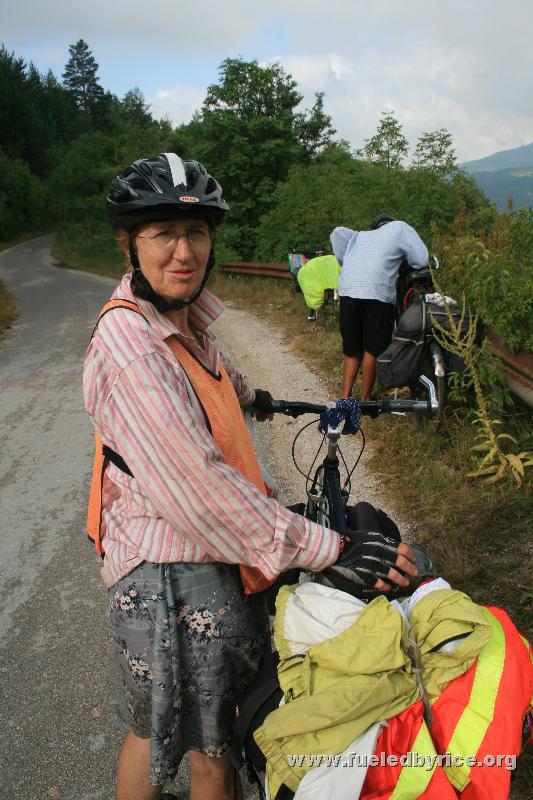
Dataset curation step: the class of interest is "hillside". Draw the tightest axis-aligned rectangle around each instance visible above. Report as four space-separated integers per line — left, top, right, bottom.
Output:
461 142 533 172
461 142 533 211
467 167 533 211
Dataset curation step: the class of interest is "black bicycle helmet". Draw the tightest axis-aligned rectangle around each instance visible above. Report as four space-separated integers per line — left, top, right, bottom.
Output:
370 213 396 230
107 152 229 230
106 153 229 312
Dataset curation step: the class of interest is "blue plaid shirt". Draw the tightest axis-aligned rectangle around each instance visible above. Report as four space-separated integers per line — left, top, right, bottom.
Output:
331 221 429 304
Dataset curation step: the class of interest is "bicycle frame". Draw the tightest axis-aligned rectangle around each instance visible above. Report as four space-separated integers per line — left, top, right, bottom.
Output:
271 378 437 537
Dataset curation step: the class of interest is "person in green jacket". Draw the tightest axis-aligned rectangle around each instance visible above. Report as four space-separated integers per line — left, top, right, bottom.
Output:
297 254 340 320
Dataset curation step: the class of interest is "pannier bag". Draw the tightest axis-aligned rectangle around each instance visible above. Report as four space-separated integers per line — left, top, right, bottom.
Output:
425 300 485 375
425 300 471 341
376 301 426 389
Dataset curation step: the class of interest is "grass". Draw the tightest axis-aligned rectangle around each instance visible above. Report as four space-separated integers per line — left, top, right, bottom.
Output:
52 223 126 279
0 278 17 338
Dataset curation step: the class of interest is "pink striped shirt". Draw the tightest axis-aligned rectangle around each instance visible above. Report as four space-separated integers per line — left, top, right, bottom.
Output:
83 274 340 587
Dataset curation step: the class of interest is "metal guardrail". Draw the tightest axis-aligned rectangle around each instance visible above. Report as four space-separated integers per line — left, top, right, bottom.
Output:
219 261 293 280
488 332 533 408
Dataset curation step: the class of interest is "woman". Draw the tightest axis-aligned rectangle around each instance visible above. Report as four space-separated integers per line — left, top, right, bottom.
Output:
83 153 417 800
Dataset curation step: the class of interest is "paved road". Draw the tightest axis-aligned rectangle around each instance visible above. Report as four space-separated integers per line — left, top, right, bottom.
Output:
0 238 258 799
0 236 124 800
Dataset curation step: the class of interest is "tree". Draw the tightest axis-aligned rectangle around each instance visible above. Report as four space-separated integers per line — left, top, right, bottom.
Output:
358 111 409 176
255 147 411 260
183 57 335 255
0 47 80 177
203 58 302 119
413 129 457 176
119 87 153 127
295 92 336 158
62 39 104 113
0 149 46 237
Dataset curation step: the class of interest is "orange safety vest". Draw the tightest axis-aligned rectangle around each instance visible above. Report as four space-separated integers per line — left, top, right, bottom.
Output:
430 606 533 798
361 606 533 799
360 701 459 799
86 299 275 595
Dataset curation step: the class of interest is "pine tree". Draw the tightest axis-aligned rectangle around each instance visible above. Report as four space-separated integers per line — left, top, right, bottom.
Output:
62 39 104 112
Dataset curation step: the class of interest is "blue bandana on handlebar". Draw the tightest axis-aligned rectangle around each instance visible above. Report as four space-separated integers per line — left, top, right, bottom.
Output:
319 397 362 435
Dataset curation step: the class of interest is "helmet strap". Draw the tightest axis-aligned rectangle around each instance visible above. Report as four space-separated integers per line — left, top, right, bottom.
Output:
128 231 215 313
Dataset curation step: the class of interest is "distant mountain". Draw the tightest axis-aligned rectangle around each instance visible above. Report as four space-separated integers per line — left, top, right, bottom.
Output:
460 143 533 211
468 168 533 212
461 142 533 173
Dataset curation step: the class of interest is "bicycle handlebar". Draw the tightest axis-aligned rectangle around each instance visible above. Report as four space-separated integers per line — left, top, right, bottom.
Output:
270 376 438 420
271 397 434 418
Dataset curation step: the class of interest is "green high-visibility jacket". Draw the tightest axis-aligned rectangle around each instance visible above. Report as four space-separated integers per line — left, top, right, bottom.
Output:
296 255 340 310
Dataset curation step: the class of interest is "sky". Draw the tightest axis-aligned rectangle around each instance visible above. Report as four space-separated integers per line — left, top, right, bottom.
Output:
2 0 533 163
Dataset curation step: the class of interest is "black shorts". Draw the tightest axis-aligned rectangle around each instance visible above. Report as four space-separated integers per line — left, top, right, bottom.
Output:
339 297 394 358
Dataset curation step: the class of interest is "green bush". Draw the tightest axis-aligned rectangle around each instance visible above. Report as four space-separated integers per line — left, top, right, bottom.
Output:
53 220 125 278
0 149 48 238
255 149 490 261
436 209 533 352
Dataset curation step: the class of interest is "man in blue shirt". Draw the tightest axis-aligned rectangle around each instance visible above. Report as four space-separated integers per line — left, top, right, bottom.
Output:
330 214 428 400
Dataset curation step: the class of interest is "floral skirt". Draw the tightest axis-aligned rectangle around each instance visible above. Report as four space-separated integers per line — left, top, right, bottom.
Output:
108 561 270 785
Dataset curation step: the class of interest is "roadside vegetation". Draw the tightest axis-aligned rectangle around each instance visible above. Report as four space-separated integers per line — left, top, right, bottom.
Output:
0 277 17 337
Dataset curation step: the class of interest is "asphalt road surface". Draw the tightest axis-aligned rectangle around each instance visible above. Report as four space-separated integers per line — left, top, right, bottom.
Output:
0 237 258 800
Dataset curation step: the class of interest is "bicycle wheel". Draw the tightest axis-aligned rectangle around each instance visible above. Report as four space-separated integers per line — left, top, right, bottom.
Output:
306 464 347 533
323 468 347 533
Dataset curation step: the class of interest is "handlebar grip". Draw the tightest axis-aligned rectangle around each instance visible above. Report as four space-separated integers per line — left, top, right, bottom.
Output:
360 399 433 414
271 400 326 416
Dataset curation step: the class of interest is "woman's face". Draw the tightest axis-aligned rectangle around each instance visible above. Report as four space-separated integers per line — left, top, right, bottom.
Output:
134 217 212 303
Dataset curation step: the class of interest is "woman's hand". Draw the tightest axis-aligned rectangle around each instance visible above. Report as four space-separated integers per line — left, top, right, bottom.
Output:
250 389 274 422
330 530 418 592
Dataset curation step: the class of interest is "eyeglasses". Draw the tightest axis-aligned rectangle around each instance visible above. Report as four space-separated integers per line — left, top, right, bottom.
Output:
137 226 211 252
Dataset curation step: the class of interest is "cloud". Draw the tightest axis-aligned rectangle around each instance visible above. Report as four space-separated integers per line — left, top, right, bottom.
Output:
0 0 274 52
2 0 532 161
267 24 533 162
148 84 205 125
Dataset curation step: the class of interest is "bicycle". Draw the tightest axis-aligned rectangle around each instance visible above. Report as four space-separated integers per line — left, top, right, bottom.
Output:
400 260 447 425
232 378 438 797
270 375 437 541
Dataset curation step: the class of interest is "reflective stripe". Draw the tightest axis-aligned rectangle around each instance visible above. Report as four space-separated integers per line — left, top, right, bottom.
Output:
520 634 533 661
444 608 505 790
390 721 436 799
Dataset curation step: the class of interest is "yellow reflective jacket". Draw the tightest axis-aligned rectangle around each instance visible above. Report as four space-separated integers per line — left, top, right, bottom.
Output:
254 582 493 796
296 255 340 310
